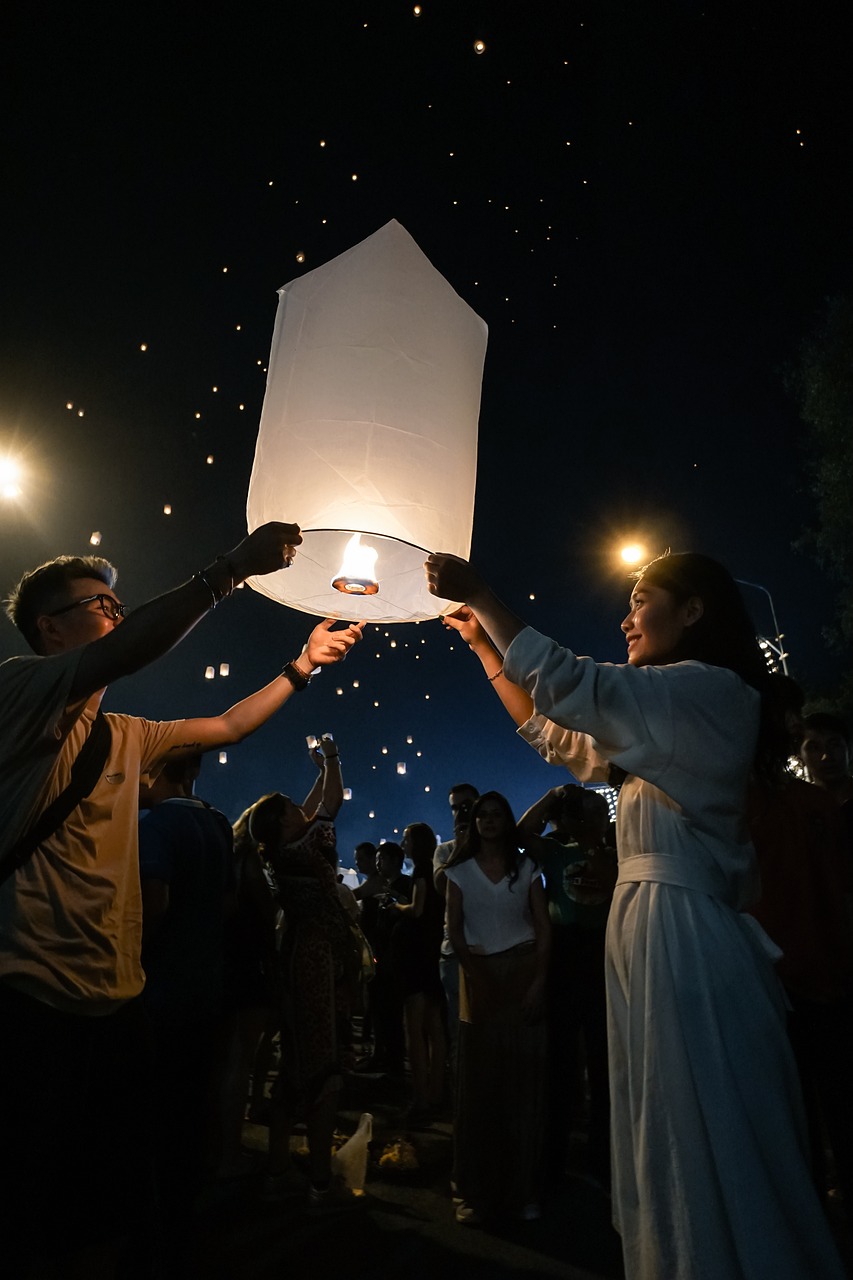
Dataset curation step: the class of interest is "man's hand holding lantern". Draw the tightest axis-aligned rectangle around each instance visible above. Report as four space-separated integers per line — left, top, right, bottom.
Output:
229 522 303 581
303 619 364 669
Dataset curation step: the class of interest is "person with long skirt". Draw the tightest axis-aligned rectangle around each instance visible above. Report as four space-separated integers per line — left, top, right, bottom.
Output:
426 550 846 1280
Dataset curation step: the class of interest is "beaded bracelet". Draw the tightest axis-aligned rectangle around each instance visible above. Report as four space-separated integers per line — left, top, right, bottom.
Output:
488 667 504 683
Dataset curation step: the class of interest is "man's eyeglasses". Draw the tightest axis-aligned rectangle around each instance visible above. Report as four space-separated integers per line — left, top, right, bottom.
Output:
48 594 127 622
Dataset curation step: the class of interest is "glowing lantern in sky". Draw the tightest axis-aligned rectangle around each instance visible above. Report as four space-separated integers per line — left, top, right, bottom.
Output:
246 219 487 622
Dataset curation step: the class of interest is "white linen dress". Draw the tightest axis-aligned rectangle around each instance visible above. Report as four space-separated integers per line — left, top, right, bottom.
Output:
503 626 846 1280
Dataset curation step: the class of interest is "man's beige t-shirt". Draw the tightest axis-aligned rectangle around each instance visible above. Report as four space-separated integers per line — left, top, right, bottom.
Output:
0 651 190 1013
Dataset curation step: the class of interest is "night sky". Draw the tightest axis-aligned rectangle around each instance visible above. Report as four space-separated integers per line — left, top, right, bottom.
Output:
2 1 851 854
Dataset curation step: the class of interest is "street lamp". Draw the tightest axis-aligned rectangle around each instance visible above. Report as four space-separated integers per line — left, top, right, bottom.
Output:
736 579 790 675
619 543 647 567
1 457 23 500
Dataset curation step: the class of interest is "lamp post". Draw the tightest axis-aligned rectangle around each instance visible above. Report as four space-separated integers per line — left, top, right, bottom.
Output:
735 579 790 676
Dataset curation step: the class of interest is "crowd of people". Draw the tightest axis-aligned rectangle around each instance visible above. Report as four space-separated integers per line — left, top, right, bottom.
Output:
1 524 852 1279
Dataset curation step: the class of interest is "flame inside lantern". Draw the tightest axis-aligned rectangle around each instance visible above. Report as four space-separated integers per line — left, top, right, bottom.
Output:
331 532 380 595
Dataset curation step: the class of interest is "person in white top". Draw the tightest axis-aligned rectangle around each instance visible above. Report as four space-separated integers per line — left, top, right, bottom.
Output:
444 790 550 1225
426 550 846 1280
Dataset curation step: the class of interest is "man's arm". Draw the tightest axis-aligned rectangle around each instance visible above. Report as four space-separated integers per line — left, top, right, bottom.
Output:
518 787 566 838
69 522 302 702
162 620 362 754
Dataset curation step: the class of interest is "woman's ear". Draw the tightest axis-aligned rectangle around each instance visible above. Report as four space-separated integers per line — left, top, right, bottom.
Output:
684 596 704 628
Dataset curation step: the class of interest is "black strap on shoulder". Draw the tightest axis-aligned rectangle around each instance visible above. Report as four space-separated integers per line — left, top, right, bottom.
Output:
0 710 113 887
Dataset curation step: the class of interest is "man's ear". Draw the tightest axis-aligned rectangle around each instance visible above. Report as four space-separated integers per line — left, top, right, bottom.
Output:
34 613 60 653
684 596 704 628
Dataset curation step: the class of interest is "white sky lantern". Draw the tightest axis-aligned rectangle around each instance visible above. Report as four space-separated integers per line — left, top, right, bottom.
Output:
246 219 487 623
219 663 230 677
204 666 215 680
397 762 406 775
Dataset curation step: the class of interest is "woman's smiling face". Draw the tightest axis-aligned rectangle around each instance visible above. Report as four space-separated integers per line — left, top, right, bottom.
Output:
621 579 702 667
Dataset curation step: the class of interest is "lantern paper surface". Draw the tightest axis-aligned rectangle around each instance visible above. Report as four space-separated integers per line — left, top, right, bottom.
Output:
246 220 487 622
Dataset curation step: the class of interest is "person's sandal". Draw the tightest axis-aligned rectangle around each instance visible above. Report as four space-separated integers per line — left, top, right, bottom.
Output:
455 1201 482 1225
307 1177 363 1211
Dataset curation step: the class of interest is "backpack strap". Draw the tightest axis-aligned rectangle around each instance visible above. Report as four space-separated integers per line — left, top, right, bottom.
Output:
0 710 112 886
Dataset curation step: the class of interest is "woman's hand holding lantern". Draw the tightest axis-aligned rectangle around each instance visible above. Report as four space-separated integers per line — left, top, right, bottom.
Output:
425 553 487 608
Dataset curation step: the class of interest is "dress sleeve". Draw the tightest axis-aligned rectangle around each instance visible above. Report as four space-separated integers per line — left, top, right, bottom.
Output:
517 714 611 783
504 626 686 785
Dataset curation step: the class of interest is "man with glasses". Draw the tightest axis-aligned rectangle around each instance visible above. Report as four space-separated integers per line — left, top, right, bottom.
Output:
0 522 362 1277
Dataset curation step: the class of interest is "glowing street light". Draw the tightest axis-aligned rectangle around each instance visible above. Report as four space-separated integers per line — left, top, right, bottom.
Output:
1 457 23 499
619 543 647 567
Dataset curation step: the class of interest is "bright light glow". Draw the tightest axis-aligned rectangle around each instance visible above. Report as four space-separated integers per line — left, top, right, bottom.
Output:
397 762 406 775
474 39 486 53
204 666 215 680
620 543 647 566
331 532 379 595
219 663 230 677
219 751 228 764
1 457 22 499
89 532 102 546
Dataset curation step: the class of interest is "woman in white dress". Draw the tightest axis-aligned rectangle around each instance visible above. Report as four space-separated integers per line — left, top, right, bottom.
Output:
426 551 845 1280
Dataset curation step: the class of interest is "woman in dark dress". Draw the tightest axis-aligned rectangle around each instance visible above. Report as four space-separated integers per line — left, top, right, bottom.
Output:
390 822 447 1123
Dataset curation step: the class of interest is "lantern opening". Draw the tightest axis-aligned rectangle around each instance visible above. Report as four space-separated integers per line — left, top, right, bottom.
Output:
331 532 380 595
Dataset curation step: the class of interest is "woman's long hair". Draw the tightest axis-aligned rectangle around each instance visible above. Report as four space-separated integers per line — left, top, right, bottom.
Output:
637 552 789 782
247 792 289 852
447 791 524 888
404 822 437 877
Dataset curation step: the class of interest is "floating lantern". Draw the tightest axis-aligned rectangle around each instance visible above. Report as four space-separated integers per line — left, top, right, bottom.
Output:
219 663 230 677
397 762 407 775
89 532 102 546
204 666 215 680
246 220 487 623
219 751 228 764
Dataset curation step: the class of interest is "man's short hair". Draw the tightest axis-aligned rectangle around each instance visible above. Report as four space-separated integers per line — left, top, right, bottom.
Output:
801 712 851 746
378 841 404 871
448 783 478 799
4 556 117 653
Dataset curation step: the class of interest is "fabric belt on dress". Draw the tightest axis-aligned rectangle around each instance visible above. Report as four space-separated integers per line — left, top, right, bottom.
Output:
615 853 734 907
615 852 784 963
